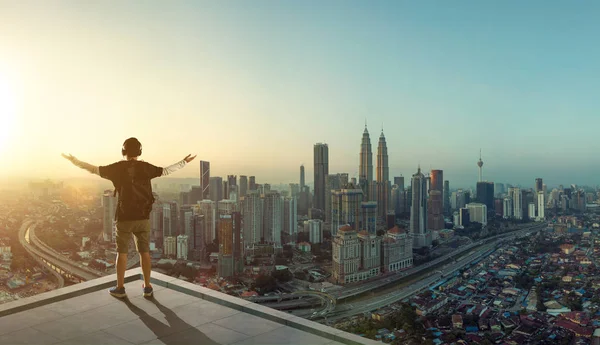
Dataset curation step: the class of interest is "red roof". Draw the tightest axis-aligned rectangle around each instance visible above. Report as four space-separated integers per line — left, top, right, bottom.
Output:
338 225 354 232
388 225 406 234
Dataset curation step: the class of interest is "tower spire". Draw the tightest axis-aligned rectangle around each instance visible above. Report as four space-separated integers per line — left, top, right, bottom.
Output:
477 149 484 182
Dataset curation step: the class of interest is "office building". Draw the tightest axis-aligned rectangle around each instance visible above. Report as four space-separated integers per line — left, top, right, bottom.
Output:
411 167 431 248
200 161 210 200
443 180 450 214
458 208 470 227
162 201 178 238
381 226 413 273
304 219 323 244
102 190 117 243
218 214 234 278
427 190 444 230
466 203 487 226
332 225 361 285
430 170 443 193
283 197 298 241
249 176 256 191
325 174 343 223
358 231 381 277
359 124 374 201
313 143 329 211
535 178 543 194
394 176 404 190
149 194 162 246
197 200 217 244
209 177 223 202
289 183 300 198
239 176 248 197
376 130 390 219
361 201 377 234
476 181 495 211
331 186 364 235
191 214 206 261
176 235 188 260
300 164 305 189
391 184 402 215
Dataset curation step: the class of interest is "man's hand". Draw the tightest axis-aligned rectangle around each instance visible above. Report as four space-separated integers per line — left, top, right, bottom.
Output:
61 153 76 162
184 154 197 163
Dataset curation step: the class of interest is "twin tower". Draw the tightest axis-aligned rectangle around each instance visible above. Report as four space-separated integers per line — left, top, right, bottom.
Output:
359 123 390 219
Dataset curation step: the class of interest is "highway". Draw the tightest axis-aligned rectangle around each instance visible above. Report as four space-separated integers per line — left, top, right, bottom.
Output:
18 220 65 288
19 220 102 281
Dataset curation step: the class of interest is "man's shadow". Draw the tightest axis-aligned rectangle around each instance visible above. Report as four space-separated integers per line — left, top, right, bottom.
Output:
122 297 220 345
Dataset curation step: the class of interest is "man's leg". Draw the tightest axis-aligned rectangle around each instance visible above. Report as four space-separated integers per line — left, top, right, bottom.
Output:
116 252 128 288
133 220 152 289
115 222 132 288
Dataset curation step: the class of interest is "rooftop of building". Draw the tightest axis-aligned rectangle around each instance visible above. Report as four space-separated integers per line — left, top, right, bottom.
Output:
0 268 376 345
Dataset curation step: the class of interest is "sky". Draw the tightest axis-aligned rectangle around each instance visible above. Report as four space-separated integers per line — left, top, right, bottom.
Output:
1 1 600 189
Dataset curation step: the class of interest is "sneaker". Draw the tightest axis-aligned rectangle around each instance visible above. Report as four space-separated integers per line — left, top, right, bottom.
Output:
143 285 153 298
109 286 127 298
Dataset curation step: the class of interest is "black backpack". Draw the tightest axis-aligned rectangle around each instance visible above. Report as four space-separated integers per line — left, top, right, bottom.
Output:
112 161 155 221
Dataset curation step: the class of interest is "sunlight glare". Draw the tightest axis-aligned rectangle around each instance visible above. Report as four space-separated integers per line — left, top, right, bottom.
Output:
0 69 17 154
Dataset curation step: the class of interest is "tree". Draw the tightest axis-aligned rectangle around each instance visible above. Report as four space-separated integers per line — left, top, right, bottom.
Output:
272 269 293 282
254 274 277 293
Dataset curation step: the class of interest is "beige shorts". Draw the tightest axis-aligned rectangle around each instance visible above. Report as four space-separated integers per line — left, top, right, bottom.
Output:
116 219 150 254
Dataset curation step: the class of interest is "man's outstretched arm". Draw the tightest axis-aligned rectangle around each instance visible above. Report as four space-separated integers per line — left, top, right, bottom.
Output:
161 154 196 176
61 154 100 175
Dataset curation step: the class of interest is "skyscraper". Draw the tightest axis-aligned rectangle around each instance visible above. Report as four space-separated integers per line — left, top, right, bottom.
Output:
394 176 404 190
535 178 543 193
331 185 364 235
359 124 373 200
443 180 450 214
283 196 298 241
200 161 210 200
325 174 343 223
476 181 495 211
430 170 443 193
249 176 256 191
300 165 305 189
313 143 329 211
209 177 223 202
198 200 217 244
218 214 234 278
239 175 248 197
411 167 430 248
102 190 117 243
262 191 283 246
241 191 262 249
510 187 523 220
376 129 390 219
427 190 444 230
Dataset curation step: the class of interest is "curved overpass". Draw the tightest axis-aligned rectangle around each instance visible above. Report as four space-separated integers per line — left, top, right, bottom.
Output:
19 221 102 282
18 221 65 288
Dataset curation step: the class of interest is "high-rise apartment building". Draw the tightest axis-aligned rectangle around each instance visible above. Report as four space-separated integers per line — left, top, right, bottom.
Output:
149 194 162 246
200 161 210 200
503 198 513 219
262 191 283 245
162 201 178 238
241 191 262 249
176 235 188 260
359 125 373 201
249 176 256 191
239 176 248 197
411 167 430 248
510 187 523 220
537 191 545 221
376 130 390 219
313 143 329 211
283 197 298 241
209 177 223 202
102 190 118 243
331 186 363 235
304 219 323 244
528 202 536 220
164 236 177 257
466 203 487 226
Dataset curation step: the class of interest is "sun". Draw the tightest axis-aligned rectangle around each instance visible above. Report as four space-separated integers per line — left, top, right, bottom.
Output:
0 72 17 154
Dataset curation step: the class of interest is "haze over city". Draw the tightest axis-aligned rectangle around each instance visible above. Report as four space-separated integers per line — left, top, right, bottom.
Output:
2 1 600 187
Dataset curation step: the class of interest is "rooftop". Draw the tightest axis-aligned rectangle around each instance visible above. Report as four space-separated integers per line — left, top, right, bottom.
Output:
0 268 376 345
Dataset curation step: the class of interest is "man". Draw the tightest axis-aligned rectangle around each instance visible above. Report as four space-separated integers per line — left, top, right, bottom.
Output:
62 137 196 298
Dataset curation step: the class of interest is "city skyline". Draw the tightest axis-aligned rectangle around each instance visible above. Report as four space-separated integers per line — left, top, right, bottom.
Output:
2 2 600 187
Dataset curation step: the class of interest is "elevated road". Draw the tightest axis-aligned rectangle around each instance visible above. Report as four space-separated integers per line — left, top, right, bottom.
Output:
19 221 102 282
18 220 65 288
